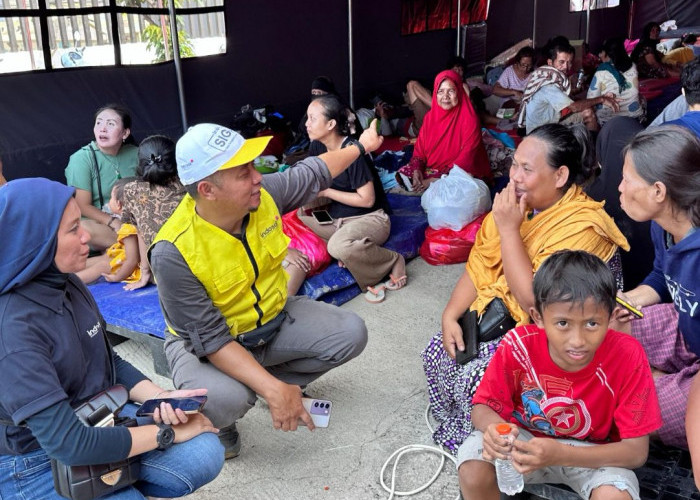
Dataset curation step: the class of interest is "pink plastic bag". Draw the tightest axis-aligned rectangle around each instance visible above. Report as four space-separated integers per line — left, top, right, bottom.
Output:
281 211 331 276
419 214 486 266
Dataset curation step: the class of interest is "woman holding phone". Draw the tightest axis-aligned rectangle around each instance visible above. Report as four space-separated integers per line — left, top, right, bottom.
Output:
0 178 224 499
615 125 700 450
289 94 406 302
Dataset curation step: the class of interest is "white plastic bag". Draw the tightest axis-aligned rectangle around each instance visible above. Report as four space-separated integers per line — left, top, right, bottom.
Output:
420 167 491 230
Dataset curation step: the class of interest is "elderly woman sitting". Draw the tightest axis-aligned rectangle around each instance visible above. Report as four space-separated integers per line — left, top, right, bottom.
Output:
396 70 491 192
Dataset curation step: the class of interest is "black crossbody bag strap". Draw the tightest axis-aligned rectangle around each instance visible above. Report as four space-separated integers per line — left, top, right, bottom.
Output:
89 146 104 209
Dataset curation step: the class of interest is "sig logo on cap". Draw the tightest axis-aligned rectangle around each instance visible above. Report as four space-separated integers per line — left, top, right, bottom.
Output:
208 126 235 152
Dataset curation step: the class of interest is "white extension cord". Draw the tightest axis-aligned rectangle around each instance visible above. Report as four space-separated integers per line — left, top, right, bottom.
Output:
379 403 461 500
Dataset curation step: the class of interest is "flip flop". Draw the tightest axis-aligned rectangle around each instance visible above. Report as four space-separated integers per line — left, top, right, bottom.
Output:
384 274 407 291
364 284 386 304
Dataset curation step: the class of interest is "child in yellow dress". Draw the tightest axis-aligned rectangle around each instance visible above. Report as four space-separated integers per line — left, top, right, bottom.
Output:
77 177 142 287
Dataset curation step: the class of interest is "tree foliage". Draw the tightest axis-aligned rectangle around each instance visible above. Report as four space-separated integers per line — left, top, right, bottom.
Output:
142 19 194 62
122 0 198 63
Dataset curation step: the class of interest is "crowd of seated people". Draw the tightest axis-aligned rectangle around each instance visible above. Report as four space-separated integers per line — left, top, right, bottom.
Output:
1 27 699 500
519 38 619 133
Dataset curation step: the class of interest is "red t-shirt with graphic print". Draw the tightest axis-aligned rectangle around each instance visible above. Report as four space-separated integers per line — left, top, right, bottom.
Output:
473 325 662 442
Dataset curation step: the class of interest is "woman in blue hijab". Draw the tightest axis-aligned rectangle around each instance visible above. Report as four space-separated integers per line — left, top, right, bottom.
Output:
0 178 223 499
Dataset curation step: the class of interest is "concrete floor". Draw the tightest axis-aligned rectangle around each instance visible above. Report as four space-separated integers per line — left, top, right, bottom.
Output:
114 258 466 500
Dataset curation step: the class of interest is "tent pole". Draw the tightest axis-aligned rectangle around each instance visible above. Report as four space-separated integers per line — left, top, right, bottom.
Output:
627 0 635 39
456 0 461 56
532 0 537 47
585 0 591 44
167 0 188 133
348 0 354 109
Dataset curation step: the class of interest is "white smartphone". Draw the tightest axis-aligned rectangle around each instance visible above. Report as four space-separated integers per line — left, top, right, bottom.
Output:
300 397 332 428
312 210 334 225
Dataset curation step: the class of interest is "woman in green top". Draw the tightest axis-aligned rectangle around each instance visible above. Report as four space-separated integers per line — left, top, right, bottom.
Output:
65 104 138 250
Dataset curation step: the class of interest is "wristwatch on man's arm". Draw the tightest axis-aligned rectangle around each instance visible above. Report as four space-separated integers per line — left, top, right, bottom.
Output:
156 423 175 450
347 139 366 157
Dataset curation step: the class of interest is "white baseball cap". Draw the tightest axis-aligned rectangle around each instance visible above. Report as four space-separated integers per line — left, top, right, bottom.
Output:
176 123 272 185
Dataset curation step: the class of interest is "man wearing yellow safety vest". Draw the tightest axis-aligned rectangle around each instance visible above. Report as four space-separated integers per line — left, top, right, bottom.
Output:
149 122 383 459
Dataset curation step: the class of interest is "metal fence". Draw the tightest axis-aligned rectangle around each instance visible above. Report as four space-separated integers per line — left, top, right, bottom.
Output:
0 0 224 53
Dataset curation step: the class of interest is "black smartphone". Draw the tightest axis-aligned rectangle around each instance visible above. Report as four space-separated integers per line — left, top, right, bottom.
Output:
455 310 479 365
136 396 207 416
312 210 334 225
615 296 644 318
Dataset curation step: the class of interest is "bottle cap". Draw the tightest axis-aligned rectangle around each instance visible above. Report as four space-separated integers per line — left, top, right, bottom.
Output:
496 423 512 435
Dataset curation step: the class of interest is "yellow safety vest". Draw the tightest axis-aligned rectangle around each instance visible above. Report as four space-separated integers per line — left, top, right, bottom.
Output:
153 189 289 337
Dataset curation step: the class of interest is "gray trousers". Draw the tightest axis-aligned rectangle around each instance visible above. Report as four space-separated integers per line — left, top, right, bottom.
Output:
165 296 368 429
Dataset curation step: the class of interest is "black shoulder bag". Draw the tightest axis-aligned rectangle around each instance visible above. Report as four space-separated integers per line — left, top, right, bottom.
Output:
455 297 517 365
50 321 140 500
0 384 139 500
1 322 140 500
50 383 140 500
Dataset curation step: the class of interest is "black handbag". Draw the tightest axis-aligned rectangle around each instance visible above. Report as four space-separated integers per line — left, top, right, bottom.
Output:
456 298 516 365
50 384 140 500
478 297 517 342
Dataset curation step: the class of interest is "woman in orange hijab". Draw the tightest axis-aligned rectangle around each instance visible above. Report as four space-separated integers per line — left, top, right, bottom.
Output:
397 70 491 192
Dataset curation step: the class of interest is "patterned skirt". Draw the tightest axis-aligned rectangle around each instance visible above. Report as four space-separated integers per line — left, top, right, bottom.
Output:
421 332 503 454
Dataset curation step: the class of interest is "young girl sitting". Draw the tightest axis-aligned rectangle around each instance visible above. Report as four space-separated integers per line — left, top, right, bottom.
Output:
78 177 143 288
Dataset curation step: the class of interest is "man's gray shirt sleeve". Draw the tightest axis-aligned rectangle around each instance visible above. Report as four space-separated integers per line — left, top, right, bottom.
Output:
149 240 235 358
525 85 573 134
262 155 333 214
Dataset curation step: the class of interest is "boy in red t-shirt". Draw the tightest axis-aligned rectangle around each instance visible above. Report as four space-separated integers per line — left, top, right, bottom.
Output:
458 250 662 500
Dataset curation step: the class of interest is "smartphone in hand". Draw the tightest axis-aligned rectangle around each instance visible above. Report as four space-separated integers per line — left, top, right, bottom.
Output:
299 398 332 428
615 296 644 318
136 396 207 417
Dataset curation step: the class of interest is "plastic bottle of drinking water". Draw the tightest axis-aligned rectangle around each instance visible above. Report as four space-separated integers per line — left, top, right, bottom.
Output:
495 423 524 495
576 68 585 90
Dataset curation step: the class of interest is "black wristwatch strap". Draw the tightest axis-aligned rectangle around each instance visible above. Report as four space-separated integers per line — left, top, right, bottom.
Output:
156 423 175 450
349 139 366 156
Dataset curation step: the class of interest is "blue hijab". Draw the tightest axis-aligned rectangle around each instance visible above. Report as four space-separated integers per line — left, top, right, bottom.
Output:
0 178 75 294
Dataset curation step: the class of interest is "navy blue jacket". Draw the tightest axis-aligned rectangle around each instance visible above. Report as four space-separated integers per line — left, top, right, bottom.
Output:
0 178 146 464
642 222 700 356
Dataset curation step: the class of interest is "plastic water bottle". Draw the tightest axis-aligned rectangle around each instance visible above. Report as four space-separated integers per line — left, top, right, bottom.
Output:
575 68 585 90
495 423 524 495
